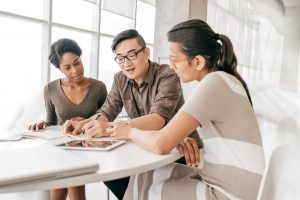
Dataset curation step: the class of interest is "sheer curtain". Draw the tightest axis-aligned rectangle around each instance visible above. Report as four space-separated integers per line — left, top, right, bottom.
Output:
207 0 285 89
207 0 300 154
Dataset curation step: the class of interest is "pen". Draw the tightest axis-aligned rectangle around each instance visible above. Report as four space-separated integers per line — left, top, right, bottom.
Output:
94 113 101 120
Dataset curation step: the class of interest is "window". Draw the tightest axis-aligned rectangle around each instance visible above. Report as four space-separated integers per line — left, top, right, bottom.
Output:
0 0 43 19
0 0 156 135
136 1 156 44
98 36 120 90
0 17 42 94
100 10 134 35
53 0 97 31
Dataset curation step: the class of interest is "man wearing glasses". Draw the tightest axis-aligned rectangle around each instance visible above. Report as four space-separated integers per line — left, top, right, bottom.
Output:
63 29 201 199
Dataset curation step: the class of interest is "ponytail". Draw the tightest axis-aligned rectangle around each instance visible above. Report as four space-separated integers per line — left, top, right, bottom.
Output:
168 19 253 105
216 34 253 105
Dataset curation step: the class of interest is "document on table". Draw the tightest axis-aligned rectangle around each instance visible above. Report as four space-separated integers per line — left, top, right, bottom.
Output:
22 126 65 140
0 135 23 141
22 130 65 139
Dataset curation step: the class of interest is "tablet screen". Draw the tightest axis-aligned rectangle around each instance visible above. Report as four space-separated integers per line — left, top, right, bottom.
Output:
57 140 125 151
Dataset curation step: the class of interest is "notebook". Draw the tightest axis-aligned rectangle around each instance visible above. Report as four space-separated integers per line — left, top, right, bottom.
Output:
0 145 99 186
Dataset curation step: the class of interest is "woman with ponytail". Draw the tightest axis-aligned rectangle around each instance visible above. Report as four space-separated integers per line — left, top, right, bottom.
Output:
109 19 265 200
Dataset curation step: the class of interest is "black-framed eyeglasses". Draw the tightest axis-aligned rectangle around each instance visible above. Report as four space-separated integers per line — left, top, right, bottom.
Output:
114 46 146 64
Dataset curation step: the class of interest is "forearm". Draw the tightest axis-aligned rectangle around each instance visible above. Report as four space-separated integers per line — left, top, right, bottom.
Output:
129 128 167 154
128 113 165 130
128 112 200 154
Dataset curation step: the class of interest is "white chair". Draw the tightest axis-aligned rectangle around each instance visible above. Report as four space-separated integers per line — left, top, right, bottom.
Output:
257 137 300 200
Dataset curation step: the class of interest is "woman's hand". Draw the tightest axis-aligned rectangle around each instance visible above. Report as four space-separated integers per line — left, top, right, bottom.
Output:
28 121 47 131
63 119 84 135
109 121 132 140
177 137 200 167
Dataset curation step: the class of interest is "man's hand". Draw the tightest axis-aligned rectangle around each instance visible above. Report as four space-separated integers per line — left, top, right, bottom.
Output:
82 120 110 138
177 137 200 167
63 119 84 135
109 121 132 140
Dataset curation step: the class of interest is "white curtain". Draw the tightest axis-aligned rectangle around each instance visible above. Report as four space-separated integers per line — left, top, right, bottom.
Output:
207 0 285 89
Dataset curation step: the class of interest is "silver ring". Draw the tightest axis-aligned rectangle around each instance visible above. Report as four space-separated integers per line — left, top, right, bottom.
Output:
106 127 113 133
192 144 198 147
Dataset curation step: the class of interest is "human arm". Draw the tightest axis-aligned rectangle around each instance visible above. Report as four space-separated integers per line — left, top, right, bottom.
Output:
110 111 200 166
111 73 230 165
44 84 57 126
108 66 183 131
97 81 107 109
145 66 202 163
78 75 124 137
126 113 166 130
82 111 166 138
83 68 181 136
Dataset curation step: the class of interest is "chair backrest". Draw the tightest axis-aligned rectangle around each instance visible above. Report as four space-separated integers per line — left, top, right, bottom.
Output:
257 138 300 200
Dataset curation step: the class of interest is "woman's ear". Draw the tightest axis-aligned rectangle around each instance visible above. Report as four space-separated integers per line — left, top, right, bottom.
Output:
194 55 206 71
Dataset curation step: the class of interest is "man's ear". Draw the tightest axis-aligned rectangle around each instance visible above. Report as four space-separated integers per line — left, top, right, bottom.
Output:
144 47 150 59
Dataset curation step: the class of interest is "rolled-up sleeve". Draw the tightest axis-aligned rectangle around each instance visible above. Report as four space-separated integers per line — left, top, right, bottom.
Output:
149 70 182 122
44 85 57 125
97 81 107 109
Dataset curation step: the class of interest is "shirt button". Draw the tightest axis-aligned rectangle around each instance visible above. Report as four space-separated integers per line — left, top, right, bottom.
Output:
139 106 143 110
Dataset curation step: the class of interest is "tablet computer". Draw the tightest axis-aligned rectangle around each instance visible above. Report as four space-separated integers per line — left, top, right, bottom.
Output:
57 139 126 151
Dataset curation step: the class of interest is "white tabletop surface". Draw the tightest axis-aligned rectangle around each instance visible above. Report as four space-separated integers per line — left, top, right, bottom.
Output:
0 128 181 192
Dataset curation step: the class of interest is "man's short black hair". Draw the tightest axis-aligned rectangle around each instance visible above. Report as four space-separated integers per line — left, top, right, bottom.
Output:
111 29 146 52
48 38 82 68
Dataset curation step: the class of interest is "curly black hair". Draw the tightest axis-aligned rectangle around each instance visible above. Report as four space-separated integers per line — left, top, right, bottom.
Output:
48 38 82 68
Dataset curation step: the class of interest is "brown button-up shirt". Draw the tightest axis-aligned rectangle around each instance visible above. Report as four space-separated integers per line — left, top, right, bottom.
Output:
99 61 183 121
98 61 201 145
